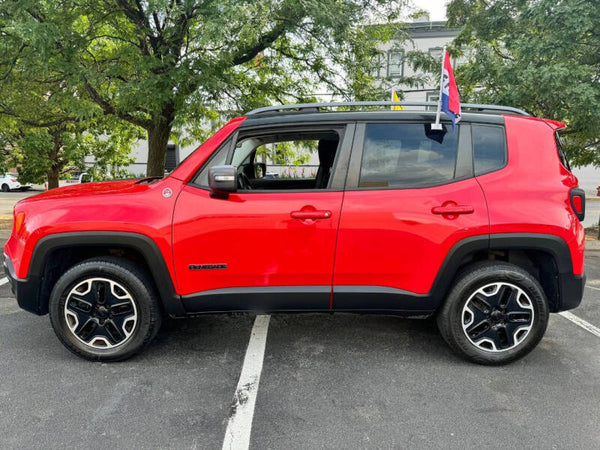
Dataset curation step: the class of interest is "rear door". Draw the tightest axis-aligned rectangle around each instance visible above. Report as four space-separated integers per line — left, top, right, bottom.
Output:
332 121 489 312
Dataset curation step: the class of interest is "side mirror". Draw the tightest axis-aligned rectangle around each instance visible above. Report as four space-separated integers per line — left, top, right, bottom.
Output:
209 165 237 197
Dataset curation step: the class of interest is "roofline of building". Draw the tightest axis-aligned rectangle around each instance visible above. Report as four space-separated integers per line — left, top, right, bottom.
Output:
366 20 460 39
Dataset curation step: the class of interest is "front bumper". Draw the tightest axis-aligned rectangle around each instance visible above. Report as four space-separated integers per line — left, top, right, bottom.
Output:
3 254 44 315
558 272 585 311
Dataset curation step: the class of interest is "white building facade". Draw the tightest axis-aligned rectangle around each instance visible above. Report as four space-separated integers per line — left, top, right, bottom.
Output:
375 20 460 104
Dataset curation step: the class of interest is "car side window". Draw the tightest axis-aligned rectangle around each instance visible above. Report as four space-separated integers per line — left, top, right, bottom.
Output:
359 123 459 189
472 125 507 176
232 130 341 191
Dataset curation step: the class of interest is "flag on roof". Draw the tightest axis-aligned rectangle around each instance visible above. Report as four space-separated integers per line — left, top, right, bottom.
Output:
441 51 461 128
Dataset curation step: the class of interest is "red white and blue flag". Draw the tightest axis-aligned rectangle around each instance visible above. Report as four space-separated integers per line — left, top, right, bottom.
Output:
441 51 461 128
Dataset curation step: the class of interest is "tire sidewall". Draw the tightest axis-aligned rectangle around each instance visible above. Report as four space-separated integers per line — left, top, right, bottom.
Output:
442 264 549 365
49 260 155 360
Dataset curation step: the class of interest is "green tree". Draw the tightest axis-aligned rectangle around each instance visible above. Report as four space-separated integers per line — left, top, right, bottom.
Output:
0 3 139 188
4 119 138 188
4 0 411 176
447 0 600 166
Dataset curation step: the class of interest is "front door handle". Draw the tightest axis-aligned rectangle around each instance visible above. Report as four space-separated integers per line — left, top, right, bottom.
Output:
290 210 332 220
431 205 474 215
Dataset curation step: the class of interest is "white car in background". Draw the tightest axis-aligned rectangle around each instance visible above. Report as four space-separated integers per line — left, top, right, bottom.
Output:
0 174 31 192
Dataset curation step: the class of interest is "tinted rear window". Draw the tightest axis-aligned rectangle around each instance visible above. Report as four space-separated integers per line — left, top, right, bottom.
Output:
359 123 459 188
472 125 507 175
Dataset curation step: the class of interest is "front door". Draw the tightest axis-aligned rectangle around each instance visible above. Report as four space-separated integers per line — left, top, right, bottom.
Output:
172 123 354 312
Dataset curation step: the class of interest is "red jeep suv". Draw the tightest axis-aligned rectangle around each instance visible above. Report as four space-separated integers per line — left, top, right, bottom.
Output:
4 102 586 364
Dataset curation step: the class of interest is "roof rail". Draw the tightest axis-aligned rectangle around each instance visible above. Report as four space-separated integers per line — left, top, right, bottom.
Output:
245 101 530 117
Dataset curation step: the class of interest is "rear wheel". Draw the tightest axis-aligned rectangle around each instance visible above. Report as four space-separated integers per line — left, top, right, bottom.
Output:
49 257 162 361
1 184 9 192
437 262 549 365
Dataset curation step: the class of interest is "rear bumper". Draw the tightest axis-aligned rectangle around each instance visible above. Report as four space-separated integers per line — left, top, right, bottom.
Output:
558 272 585 311
3 254 44 315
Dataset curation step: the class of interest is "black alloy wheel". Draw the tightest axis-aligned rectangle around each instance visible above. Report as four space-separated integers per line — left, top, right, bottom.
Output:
437 261 549 365
63 277 138 349
49 257 162 361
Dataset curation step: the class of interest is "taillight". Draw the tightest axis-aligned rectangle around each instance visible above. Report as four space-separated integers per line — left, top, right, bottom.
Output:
570 188 585 221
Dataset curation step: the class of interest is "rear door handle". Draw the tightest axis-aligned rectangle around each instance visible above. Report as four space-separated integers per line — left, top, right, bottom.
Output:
290 210 332 220
431 205 474 215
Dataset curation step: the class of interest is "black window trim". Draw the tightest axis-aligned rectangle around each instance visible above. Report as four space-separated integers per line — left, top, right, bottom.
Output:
189 123 356 193
345 121 474 191
471 123 508 177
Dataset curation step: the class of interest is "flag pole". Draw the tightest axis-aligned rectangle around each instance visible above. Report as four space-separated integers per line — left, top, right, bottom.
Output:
431 46 446 130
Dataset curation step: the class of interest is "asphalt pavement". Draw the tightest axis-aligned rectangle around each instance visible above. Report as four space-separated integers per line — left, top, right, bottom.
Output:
0 189 599 449
1 238 599 449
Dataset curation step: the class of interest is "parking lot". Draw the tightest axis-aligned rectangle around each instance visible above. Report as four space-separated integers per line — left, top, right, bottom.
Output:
0 191 599 449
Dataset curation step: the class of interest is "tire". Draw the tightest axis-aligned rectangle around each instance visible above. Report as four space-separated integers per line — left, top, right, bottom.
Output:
49 257 162 361
1 184 9 192
437 261 549 365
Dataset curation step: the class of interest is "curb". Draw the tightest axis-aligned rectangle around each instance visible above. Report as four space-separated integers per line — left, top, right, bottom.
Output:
585 239 600 250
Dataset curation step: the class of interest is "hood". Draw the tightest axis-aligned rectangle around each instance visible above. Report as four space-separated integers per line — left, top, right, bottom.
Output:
18 179 151 204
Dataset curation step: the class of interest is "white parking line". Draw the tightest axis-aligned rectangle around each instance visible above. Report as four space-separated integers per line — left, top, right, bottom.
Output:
0 277 8 286
585 285 600 292
222 314 271 450
559 311 600 339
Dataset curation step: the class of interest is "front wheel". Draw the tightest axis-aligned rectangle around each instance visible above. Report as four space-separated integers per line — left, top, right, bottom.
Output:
49 257 162 361
437 262 549 365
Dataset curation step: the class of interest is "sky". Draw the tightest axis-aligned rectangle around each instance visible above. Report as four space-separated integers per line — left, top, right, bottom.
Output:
412 0 448 21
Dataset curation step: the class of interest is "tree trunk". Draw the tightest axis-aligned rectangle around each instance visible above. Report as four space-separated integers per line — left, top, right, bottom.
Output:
47 129 62 189
146 118 173 177
47 166 60 190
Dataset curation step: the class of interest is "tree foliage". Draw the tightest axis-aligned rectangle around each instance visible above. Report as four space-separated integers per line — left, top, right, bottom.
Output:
447 0 600 166
0 2 139 187
2 0 411 176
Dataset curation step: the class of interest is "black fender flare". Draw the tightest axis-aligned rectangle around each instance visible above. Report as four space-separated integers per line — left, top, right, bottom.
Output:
28 231 184 317
430 232 576 310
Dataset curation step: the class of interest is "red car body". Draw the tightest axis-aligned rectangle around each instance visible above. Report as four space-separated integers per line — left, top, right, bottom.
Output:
4 109 585 320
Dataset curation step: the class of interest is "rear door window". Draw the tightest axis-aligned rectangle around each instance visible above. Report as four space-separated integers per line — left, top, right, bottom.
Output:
359 123 459 188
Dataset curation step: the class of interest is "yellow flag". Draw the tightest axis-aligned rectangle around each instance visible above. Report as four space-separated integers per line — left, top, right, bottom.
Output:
392 91 404 110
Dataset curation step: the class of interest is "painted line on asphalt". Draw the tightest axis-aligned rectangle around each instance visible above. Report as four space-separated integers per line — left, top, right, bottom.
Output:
585 285 600 292
0 277 8 286
222 314 271 450
559 311 600 339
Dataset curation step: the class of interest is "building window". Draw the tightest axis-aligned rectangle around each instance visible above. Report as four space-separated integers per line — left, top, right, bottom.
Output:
428 47 444 62
165 144 178 172
387 51 404 78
